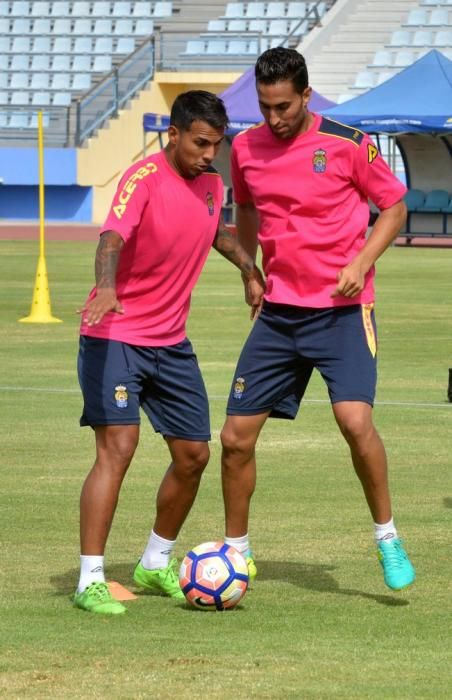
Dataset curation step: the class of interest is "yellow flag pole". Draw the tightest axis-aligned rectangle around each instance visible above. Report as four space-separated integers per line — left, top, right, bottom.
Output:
19 111 62 323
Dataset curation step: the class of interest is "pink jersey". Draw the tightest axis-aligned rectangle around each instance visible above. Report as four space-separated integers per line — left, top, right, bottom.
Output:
80 150 223 345
231 112 407 307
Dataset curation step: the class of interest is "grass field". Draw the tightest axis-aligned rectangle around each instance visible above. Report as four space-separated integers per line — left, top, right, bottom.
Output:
1 240 451 699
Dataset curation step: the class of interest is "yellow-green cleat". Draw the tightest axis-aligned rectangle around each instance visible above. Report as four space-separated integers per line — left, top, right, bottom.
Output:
73 582 126 615
377 537 415 591
245 550 257 584
133 558 185 600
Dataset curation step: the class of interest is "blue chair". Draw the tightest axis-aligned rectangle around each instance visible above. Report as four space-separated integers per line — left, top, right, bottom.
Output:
73 19 92 34
52 54 71 70
224 3 245 18
72 73 91 91
32 36 51 52
287 2 307 19
54 37 72 52
92 1 111 16
153 2 172 16
113 1 131 16
134 19 154 35
9 112 30 128
31 73 50 89
31 55 51 71
72 1 90 16
11 91 30 105
115 37 135 53
32 1 50 14
245 2 265 18
114 19 133 34
11 1 30 16
418 190 449 212
404 189 425 211
72 55 91 71
53 92 71 106
53 18 72 33
32 18 51 33
32 91 51 105
132 2 152 17
50 1 70 16
94 37 113 53
94 19 112 34
11 55 30 71
266 2 286 18
93 55 112 72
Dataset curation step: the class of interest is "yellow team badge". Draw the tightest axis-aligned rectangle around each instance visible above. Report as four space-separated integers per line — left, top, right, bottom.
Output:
367 144 378 164
313 149 327 173
206 191 215 216
114 384 128 408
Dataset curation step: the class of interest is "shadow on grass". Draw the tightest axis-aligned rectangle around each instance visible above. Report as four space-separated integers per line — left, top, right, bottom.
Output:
443 497 452 508
51 560 409 607
258 560 410 607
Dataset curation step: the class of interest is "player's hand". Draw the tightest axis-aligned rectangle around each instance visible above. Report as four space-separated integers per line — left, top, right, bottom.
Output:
77 289 124 326
243 266 266 320
331 261 366 298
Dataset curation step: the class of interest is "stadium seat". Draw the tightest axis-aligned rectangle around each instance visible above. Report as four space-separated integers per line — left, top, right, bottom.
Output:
0 74 7 89
11 1 30 16
31 54 50 71
404 189 426 211
50 1 70 16
11 55 30 71
206 39 227 54
32 91 51 105
412 30 432 46
0 91 9 104
289 18 308 35
372 50 392 67
266 2 286 18
428 8 449 25
153 1 172 16
228 19 247 31
225 3 245 18
390 30 411 46
31 1 50 14
92 1 111 16
53 18 72 34
287 2 307 19
30 112 50 128
74 37 93 52
0 0 9 15
245 2 265 18
9 113 30 128
52 54 71 70
32 36 50 52
0 37 10 53
0 18 10 34
135 19 154 35
354 71 375 89
132 2 152 17
112 1 131 16
248 39 259 53
72 73 91 91
394 50 415 67
418 190 450 212
249 19 267 32
434 30 452 46
12 36 31 52
11 91 30 105
114 19 133 34
268 19 288 35
32 18 51 33
12 18 30 33
72 1 90 16
10 73 29 89
227 39 248 54
31 73 50 89
72 55 91 71
207 19 226 31
444 197 452 214
94 37 113 53
115 37 135 53
53 92 71 106
93 55 112 72
73 19 92 35
183 39 205 55
406 9 427 25
52 74 71 90
0 56 8 71
94 19 113 35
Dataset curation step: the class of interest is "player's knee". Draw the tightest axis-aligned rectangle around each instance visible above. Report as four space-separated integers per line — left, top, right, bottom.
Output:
220 425 255 461
339 413 374 447
175 442 210 477
96 432 138 472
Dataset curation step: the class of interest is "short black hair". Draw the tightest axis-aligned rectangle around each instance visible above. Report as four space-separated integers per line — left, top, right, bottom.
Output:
255 48 309 94
170 90 229 132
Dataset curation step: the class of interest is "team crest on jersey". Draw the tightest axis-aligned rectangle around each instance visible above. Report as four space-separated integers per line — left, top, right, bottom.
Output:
313 149 327 173
114 384 128 408
233 376 246 400
206 191 215 216
367 144 378 164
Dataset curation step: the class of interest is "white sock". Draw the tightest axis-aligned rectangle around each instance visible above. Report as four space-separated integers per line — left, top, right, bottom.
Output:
77 555 105 593
374 517 398 543
141 530 176 570
224 534 250 556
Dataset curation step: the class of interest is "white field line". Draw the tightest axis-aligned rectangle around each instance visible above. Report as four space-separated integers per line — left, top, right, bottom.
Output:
0 386 450 409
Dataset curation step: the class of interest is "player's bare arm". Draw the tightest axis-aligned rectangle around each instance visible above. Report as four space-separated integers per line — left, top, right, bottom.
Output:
213 216 265 319
78 230 125 325
332 200 407 298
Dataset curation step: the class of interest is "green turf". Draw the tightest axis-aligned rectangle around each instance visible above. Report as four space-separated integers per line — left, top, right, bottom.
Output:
1 240 451 698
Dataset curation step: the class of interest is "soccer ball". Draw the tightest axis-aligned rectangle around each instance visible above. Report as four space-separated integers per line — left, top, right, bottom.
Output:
179 541 249 611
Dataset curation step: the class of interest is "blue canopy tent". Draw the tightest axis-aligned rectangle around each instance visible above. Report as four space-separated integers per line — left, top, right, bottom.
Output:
143 67 336 136
320 50 452 134
320 50 452 236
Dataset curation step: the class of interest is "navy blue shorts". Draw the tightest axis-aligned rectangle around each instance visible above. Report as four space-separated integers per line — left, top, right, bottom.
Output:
227 302 378 419
78 336 210 440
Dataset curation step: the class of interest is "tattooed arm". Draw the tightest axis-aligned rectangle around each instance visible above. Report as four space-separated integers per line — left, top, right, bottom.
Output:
78 230 125 326
213 215 265 319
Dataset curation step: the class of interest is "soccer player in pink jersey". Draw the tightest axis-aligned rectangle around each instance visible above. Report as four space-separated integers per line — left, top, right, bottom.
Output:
220 49 415 592
74 91 265 615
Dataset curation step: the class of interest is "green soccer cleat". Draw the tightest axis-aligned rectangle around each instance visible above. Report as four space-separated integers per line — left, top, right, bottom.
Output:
73 582 126 615
133 558 185 600
245 550 257 584
377 537 415 591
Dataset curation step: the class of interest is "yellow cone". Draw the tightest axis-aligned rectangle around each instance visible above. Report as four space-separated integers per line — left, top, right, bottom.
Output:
19 255 62 324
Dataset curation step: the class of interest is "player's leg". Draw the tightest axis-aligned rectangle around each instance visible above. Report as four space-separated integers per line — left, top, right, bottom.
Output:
75 337 141 614
134 339 210 598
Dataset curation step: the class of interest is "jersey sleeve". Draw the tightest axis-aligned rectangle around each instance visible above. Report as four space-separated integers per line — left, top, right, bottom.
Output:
352 134 407 211
231 138 253 205
101 167 151 242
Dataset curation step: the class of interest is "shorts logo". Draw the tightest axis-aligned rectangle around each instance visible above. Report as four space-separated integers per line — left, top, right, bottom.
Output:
361 304 377 357
233 376 246 400
313 149 327 173
206 191 215 216
114 384 128 408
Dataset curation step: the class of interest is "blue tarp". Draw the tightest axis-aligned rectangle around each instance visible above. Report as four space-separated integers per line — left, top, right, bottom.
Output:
321 50 452 134
143 67 336 134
